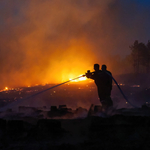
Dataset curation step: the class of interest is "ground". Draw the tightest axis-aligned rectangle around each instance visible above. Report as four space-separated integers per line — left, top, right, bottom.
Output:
1 109 150 150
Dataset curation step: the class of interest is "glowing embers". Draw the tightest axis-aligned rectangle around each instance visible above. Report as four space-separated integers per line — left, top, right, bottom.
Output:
131 85 140 88
0 87 9 92
4 87 8 91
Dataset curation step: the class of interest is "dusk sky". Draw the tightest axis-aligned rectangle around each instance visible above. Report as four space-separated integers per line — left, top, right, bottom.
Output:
0 0 150 88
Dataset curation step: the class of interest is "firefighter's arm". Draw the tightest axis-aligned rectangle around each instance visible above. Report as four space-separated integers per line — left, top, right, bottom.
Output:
86 70 94 79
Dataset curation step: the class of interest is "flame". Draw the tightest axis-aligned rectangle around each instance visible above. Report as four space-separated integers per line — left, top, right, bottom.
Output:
1 38 97 88
4 87 8 90
79 76 87 81
69 75 87 82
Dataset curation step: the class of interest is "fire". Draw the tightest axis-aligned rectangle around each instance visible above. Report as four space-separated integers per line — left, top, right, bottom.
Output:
69 75 87 82
4 87 8 90
79 75 87 81
0 38 96 89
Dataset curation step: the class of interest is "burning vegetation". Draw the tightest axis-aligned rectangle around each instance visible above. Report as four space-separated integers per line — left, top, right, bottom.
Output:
0 0 150 88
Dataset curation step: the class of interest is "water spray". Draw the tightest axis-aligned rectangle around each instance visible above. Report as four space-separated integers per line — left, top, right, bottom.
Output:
0 75 85 112
0 71 138 112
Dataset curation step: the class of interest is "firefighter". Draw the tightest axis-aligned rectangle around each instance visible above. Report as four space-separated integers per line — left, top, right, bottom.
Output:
86 64 113 110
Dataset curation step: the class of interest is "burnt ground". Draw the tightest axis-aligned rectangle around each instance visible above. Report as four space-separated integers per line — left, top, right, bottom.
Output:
0 73 150 149
0 114 150 150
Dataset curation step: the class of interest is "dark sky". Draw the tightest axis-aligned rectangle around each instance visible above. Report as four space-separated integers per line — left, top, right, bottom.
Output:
0 0 150 88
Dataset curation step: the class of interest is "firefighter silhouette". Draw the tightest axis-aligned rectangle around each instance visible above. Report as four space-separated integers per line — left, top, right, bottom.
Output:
86 64 113 110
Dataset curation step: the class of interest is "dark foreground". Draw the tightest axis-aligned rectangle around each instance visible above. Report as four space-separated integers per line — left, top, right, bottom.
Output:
0 114 150 150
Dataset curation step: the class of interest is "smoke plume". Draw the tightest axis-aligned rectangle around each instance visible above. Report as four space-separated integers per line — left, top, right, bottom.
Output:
0 0 150 88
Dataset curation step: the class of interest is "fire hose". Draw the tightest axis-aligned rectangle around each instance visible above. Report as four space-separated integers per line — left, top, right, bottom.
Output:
0 75 85 111
105 72 138 108
0 73 138 112
86 70 138 108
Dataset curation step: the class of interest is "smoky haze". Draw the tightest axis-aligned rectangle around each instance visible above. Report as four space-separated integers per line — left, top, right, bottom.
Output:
0 0 150 89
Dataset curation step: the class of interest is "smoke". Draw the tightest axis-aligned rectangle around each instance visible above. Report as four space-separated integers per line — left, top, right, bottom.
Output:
0 0 150 88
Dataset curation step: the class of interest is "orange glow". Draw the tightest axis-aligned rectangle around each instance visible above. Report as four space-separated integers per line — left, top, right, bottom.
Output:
79 76 87 81
69 75 87 82
0 0 139 89
4 87 8 90
0 37 97 89
34 38 96 85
